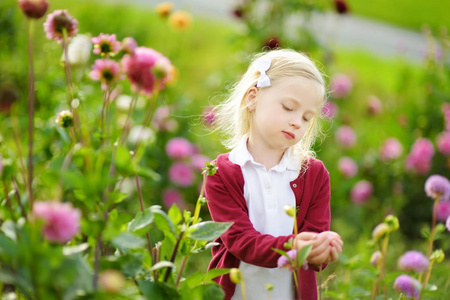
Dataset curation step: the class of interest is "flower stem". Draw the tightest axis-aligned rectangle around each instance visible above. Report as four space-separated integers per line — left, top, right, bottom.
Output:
163 231 184 282
319 264 323 300
27 19 35 210
419 258 435 300
193 172 208 225
426 196 440 258
293 270 300 299
120 91 139 145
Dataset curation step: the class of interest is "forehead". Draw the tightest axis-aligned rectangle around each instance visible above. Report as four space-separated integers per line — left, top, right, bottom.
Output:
269 76 323 109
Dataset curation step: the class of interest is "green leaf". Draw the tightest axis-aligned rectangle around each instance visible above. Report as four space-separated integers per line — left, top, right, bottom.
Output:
204 268 231 282
138 280 180 300
114 145 135 176
136 166 161 181
128 208 154 232
297 244 312 265
168 204 183 226
150 261 175 271
152 206 176 237
188 221 233 241
63 243 89 256
111 232 145 250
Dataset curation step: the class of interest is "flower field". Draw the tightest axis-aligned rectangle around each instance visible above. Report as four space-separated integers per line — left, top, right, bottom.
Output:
0 0 449 299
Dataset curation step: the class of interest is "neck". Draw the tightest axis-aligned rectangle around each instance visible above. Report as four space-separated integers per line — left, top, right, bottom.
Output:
246 138 285 170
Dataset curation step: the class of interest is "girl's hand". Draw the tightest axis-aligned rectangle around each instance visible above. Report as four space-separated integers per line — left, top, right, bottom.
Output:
306 231 343 264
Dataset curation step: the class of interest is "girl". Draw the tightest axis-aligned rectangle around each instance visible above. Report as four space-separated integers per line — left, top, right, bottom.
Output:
205 49 343 300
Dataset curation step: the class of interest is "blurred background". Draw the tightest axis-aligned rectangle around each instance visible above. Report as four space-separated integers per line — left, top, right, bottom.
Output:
1 0 449 298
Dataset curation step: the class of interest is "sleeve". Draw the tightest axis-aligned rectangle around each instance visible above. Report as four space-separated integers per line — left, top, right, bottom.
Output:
206 167 295 268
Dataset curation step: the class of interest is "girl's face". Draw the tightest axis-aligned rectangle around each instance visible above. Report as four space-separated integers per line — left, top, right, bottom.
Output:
246 76 321 156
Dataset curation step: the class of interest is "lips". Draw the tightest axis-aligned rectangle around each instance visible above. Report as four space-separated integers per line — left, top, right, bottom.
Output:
282 131 295 140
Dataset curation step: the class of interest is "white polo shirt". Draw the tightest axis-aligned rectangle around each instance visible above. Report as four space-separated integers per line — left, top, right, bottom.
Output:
229 136 301 300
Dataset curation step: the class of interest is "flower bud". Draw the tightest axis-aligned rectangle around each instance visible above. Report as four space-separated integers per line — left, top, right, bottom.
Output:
370 250 383 266
98 269 125 293
229 268 242 284
384 215 399 231
155 2 174 18
284 205 295 217
431 249 445 263
18 0 49 19
265 283 274 291
372 223 390 241
55 110 73 128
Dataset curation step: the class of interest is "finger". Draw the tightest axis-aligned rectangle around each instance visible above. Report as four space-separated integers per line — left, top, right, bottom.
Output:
329 247 339 262
330 240 343 253
297 231 319 240
309 242 331 258
309 249 330 265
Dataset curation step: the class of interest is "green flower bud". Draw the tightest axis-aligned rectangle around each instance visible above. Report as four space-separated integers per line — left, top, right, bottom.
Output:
202 161 218 176
372 223 390 241
431 249 445 263
283 205 295 217
384 215 399 231
265 283 274 291
229 268 242 284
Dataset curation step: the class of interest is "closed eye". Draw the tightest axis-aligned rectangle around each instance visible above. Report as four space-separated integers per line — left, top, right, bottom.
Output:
282 104 293 112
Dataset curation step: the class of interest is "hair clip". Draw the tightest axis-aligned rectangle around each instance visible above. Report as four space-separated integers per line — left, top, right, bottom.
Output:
254 57 271 88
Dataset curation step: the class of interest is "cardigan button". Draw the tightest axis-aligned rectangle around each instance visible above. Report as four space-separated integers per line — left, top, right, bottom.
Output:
293 183 297 188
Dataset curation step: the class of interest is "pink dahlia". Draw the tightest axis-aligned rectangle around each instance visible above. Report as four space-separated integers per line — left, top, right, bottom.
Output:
121 37 137 55
350 180 373 205
393 275 420 299
338 157 358 178
168 162 194 187
33 201 81 244
380 137 403 162
437 200 450 222
166 137 193 159
321 101 338 119
191 154 210 171
405 138 434 175
162 188 185 209
398 251 429 273
92 33 121 57
424 174 450 201
43 10 78 42
336 125 356 148
18 0 49 19
122 47 172 96
89 58 123 91
330 74 353 99
436 132 450 155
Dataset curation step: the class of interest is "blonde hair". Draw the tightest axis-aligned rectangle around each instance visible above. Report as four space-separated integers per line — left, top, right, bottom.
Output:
214 49 327 169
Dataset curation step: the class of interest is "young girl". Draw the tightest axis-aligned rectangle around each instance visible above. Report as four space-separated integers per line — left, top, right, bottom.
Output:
205 49 343 300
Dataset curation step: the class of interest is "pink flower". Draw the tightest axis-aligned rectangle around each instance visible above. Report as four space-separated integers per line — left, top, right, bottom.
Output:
367 95 383 115
168 162 194 187
18 0 49 19
43 10 78 42
394 275 420 299
405 138 434 175
162 188 185 209
330 74 353 99
122 47 171 96
338 157 358 178
191 154 209 171
277 249 297 271
424 174 450 201
166 138 193 159
446 216 450 232
336 125 356 148
437 201 450 222
350 180 373 204
398 251 429 273
322 101 338 119
33 201 81 244
121 37 137 55
89 59 123 90
202 106 216 126
370 251 382 266
380 138 403 162
92 33 121 57
436 132 450 155
152 106 178 132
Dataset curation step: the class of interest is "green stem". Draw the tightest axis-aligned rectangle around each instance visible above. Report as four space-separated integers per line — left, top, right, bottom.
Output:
319 264 323 300
120 91 139 145
427 196 440 258
163 231 184 282
193 173 207 225
27 20 35 210
419 259 435 300
293 270 300 300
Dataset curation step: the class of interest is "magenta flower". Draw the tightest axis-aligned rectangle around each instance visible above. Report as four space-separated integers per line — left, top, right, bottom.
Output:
330 74 353 99
405 138 434 175
277 249 297 271
437 200 450 222
43 10 78 42
122 47 171 96
338 157 358 178
202 106 216 126
121 37 137 55
166 138 193 159
394 275 420 299
336 125 356 148
191 154 210 171
162 188 186 209
33 201 81 244
321 101 338 119
92 33 121 57
398 251 429 273
380 137 403 162
168 162 195 187
424 174 450 201
367 95 383 115
436 132 450 155
18 0 49 19
350 180 373 205
89 58 123 90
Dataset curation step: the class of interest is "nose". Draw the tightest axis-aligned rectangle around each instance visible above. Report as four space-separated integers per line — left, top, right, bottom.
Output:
289 118 301 129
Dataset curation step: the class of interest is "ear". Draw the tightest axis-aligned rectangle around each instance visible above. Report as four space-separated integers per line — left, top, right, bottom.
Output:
244 87 258 110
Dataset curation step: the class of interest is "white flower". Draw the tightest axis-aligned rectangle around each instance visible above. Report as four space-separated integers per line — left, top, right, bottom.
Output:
61 34 92 67
128 126 155 145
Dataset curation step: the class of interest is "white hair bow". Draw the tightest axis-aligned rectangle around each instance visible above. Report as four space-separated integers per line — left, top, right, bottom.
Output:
255 57 271 88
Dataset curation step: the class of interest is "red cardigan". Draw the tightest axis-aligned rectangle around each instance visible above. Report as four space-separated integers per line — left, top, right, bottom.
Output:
205 153 331 300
